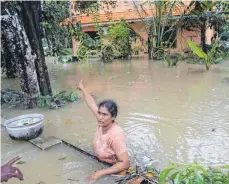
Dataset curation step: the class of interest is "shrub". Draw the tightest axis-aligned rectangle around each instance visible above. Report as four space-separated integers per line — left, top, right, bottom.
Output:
159 163 229 184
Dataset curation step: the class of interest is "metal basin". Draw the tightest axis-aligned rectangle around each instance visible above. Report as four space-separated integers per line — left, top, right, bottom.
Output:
4 114 44 141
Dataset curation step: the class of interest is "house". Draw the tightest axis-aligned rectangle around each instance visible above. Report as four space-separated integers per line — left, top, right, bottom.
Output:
66 0 215 55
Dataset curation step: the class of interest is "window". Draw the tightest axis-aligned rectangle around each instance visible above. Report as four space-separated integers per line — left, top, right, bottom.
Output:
161 26 177 48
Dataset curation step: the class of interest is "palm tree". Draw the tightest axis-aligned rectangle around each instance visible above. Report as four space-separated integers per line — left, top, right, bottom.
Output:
133 0 184 60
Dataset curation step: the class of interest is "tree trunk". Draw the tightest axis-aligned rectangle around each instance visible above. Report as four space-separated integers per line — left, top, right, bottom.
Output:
21 1 52 96
127 36 131 59
148 23 153 59
1 35 17 78
201 20 207 53
1 3 40 108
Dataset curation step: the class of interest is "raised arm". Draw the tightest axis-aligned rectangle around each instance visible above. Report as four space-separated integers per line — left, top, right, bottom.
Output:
77 80 98 117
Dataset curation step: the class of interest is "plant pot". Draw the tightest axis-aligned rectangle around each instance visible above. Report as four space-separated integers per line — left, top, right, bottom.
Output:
4 114 44 141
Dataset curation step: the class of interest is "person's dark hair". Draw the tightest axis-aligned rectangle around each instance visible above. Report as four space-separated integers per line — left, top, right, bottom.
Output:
98 100 118 119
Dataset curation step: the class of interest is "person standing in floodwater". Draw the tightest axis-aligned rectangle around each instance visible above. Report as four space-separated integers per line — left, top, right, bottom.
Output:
77 80 130 181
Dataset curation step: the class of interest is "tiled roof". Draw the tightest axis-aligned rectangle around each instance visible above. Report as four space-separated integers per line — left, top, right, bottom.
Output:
77 6 186 25
60 3 188 26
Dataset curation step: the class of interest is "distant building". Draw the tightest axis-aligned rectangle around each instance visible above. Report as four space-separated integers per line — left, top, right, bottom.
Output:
66 0 215 55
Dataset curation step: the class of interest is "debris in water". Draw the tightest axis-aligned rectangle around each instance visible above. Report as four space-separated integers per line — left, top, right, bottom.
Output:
118 170 127 175
64 119 72 124
144 172 154 177
58 156 67 160
67 179 80 181
37 182 45 184
16 161 26 165
126 176 145 184
113 167 159 184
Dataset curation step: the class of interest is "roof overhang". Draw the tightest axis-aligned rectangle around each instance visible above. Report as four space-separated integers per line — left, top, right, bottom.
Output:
81 16 182 27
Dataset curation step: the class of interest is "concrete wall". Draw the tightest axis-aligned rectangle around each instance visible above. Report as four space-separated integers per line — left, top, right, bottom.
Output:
176 28 201 52
128 22 148 41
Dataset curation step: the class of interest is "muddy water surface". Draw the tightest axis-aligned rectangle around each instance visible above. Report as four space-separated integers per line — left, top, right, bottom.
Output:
1 57 229 183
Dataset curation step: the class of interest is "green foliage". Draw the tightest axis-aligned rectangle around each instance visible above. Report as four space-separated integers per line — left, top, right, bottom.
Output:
1 89 78 109
187 1 215 15
65 1 117 62
58 48 73 56
113 163 229 184
187 40 207 60
37 91 78 109
76 45 88 62
1 89 23 108
107 20 131 59
153 44 166 60
182 1 228 52
165 53 181 67
67 22 96 61
187 40 223 70
207 167 229 184
37 95 54 108
69 92 78 102
108 22 130 40
56 48 73 63
100 44 115 62
73 0 116 19
15 161 26 165
217 1 229 39
58 55 72 63
139 1 183 60
42 1 71 56
132 45 142 55
159 163 229 184
159 163 208 184
90 19 134 62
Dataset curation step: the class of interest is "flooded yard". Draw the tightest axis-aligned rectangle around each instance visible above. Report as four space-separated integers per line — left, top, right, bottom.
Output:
1 57 229 183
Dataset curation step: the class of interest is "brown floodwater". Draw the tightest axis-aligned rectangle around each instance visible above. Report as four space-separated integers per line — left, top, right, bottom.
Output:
1 56 229 184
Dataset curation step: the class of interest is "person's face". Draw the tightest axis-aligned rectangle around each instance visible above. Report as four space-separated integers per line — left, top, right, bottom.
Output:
97 106 115 128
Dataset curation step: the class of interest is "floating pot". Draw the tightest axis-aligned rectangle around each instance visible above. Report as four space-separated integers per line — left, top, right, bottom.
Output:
4 114 44 141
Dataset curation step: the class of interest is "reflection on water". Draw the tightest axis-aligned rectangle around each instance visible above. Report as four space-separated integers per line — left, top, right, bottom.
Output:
1 57 229 183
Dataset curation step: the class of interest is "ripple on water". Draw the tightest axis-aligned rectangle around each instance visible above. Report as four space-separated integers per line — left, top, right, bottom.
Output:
183 90 229 165
122 112 167 169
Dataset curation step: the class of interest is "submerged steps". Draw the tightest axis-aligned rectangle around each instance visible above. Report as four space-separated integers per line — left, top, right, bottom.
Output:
29 136 111 166
29 136 62 150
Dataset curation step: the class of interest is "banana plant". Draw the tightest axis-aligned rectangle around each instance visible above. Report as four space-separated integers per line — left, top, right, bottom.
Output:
159 162 229 184
187 40 219 70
